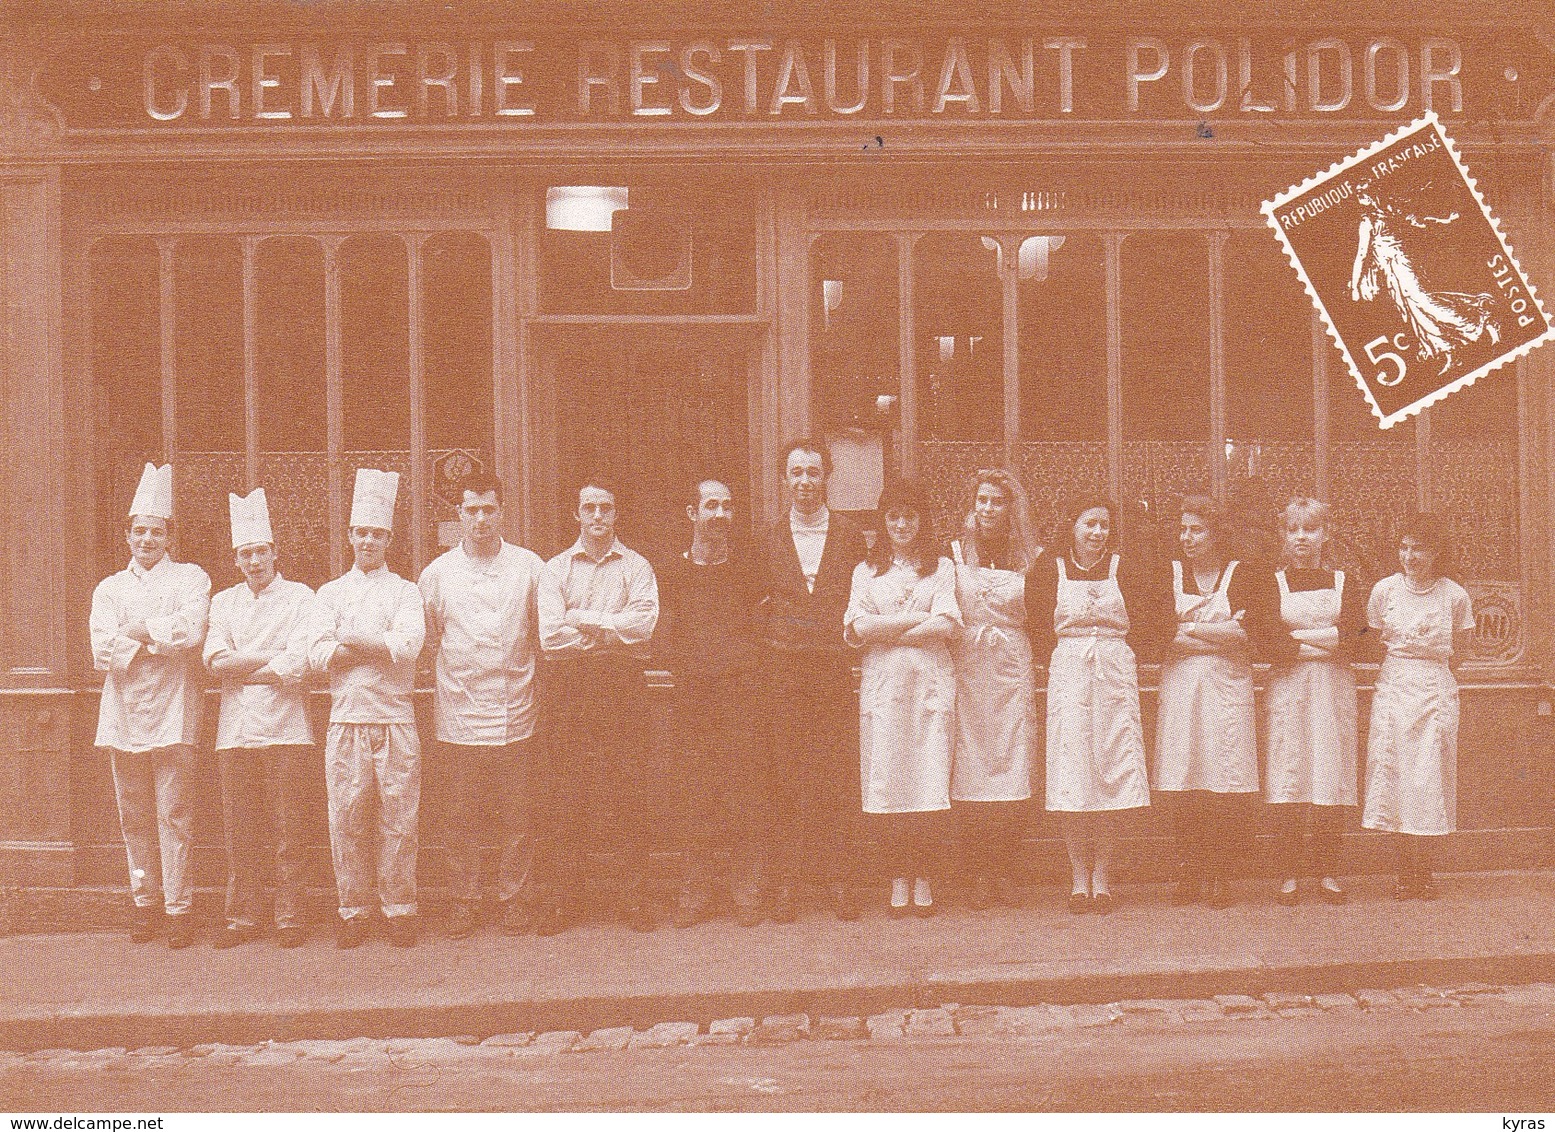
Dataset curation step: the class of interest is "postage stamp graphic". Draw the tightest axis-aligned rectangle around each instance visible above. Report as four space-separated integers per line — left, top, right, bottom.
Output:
1263 112 1553 429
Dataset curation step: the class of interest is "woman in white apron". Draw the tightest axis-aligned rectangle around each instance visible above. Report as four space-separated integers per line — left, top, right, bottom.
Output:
1155 496 1289 908
844 479 962 917
1363 512 1474 900
949 468 1042 910
1264 498 1365 906
1027 497 1170 914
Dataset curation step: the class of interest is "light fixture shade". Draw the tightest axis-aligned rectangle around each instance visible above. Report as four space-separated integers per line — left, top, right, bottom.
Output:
1018 235 1067 281
545 186 629 232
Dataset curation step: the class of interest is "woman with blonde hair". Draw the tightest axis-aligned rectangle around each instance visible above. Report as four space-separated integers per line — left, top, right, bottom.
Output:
948 468 1043 909
1264 498 1366 906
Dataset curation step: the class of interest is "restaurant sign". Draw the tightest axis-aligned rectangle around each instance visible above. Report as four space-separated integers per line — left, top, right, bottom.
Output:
39 33 1554 127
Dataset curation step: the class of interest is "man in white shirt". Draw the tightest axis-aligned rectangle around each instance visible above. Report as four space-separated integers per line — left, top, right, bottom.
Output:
535 476 659 935
89 463 211 949
306 469 426 949
418 472 546 939
203 488 315 950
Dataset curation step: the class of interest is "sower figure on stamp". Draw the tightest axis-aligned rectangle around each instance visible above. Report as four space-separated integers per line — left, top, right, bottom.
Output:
203 488 317 949
90 463 211 949
755 439 869 922
534 476 660 935
306 469 427 949
657 476 765 928
418 472 546 939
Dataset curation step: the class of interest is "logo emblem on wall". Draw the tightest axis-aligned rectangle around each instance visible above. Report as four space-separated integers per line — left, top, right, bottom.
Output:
1263 113 1554 429
432 449 485 509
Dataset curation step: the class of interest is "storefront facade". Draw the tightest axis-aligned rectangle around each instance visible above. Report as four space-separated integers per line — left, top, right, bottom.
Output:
3 1 1554 898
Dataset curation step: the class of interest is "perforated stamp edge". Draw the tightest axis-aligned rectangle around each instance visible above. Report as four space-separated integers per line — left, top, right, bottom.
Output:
1260 110 1554 430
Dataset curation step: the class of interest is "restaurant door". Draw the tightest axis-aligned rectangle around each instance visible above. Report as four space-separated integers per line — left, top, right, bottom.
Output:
535 325 753 563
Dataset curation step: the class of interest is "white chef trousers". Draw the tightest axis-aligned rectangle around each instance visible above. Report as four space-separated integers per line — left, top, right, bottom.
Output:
325 722 422 920
109 745 197 917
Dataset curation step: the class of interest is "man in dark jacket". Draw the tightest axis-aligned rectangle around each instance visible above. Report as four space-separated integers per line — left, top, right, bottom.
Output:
754 438 868 921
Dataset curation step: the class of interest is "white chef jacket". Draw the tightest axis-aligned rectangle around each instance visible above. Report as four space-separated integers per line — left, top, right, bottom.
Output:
538 538 659 658
90 555 211 753
419 541 545 745
204 573 316 750
306 564 426 724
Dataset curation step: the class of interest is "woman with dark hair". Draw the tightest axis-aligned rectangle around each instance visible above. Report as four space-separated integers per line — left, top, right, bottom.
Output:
1362 512 1474 900
1026 496 1169 913
1154 495 1291 908
844 479 961 917
948 468 1042 909
1265 498 1366 906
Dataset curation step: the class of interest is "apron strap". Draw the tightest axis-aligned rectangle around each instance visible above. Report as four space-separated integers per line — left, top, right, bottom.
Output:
1055 556 1069 584
1275 567 1289 596
1108 553 1119 580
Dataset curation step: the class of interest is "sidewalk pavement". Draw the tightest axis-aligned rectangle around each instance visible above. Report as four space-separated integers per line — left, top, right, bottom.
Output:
4 870 1555 1052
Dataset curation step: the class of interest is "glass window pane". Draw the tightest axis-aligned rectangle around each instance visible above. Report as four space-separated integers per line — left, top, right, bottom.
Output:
89 237 161 578
1018 233 1106 442
1224 231 1312 442
1121 232 1209 442
173 237 244 453
915 233 1002 442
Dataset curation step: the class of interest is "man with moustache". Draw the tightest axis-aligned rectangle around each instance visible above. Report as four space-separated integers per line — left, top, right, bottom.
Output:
418 472 546 938
203 487 316 949
535 476 660 934
755 439 868 922
657 477 764 928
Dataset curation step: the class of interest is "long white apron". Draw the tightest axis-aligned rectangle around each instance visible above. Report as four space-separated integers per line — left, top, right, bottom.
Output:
849 560 959 814
1045 555 1151 812
1264 570 1360 806
1363 656 1459 835
1153 560 1259 794
949 543 1035 802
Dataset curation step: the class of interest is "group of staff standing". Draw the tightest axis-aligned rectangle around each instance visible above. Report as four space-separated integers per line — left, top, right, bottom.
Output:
88 439 1474 951
847 463 1474 916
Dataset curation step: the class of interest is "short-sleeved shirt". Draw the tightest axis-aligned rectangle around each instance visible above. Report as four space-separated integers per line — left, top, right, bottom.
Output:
1367 573 1474 663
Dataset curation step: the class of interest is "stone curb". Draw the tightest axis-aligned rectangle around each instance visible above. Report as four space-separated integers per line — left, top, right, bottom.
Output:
4 952 1555 1053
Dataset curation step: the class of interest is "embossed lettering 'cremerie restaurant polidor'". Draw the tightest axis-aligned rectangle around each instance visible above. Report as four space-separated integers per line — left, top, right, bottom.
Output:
0 0 1553 898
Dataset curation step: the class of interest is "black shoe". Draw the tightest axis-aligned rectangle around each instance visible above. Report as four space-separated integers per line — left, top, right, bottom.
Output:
672 887 708 929
1204 878 1233 908
336 916 371 949
446 904 478 940
769 885 797 924
967 876 993 911
129 906 163 944
386 916 417 948
832 883 861 922
734 904 763 928
1394 876 1416 901
276 926 307 949
992 876 1023 907
1171 877 1202 906
166 915 196 949
1068 891 1091 915
212 923 261 950
1091 891 1115 915
535 904 570 938
1416 875 1439 901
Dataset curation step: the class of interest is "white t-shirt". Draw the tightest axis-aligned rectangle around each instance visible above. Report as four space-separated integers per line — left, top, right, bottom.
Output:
790 507 830 595
1367 573 1474 663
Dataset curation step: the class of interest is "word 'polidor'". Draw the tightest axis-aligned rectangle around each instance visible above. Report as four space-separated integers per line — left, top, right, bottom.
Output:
1263 112 1552 430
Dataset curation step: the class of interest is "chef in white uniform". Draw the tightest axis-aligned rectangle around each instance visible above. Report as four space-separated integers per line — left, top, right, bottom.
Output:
203 487 316 949
307 469 426 949
418 471 545 939
1362 512 1474 901
90 463 211 948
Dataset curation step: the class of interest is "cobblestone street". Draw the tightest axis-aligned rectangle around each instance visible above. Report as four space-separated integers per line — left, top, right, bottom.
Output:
6 980 1555 1110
